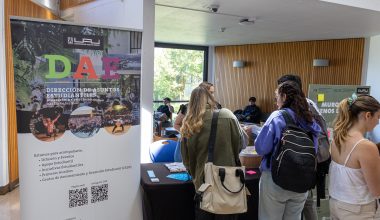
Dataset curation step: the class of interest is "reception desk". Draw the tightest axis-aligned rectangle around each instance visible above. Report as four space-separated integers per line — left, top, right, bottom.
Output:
140 163 261 220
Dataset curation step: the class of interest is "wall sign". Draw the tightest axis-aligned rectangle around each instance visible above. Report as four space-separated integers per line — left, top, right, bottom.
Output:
308 84 370 128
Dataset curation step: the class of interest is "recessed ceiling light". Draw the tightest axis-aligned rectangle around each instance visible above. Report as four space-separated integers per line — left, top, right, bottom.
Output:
219 27 226 32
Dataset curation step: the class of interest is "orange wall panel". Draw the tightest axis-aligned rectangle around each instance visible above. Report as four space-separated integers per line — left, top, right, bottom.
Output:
214 39 364 113
5 0 60 186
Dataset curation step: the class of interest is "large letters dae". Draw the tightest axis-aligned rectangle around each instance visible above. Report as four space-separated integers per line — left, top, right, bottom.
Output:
45 55 121 80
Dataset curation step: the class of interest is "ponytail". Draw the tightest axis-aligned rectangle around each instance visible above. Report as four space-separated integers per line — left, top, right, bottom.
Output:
333 99 352 153
333 94 380 153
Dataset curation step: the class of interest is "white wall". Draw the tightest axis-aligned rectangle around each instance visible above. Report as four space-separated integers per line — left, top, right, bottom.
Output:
208 46 215 83
141 0 155 163
365 35 380 101
0 0 9 189
63 0 143 30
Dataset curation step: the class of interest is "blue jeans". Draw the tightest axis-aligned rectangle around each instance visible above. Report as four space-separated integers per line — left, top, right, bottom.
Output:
259 171 308 220
302 190 317 220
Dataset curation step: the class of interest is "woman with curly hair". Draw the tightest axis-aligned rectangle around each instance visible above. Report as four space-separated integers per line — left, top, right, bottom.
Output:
199 81 222 109
255 81 321 220
181 86 247 220
329 94 380 220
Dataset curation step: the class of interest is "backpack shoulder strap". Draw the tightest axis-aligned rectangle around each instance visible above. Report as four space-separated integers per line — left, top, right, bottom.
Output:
207 110 220 162
266 110 293 168
280 109 295 125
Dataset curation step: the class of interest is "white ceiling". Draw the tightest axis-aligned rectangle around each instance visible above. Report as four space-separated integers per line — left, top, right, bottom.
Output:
155 0 380 46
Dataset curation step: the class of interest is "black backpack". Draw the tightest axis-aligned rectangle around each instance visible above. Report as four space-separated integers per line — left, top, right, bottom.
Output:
270 110 317 193
307 101 331 164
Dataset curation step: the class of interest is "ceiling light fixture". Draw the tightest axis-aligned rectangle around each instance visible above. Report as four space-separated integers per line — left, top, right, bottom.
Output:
313 59 329 67
233 60 245 68
239 18 256 25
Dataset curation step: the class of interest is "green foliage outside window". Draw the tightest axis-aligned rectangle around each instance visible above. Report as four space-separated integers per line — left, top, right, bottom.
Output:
153 47 204 112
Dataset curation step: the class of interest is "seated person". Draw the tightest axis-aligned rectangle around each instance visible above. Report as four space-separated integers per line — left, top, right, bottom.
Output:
239 97 261 124
173 103 188 162
174 104 187 131
156 97 174 121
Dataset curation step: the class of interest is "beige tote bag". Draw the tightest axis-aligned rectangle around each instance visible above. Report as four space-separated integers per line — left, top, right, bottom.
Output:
197 110 249 214
198 162 249 214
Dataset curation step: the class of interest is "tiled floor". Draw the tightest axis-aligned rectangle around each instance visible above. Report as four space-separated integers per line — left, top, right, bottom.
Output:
318 197 331 220
0 188 20 220
317 183 331 220
1 187 329 220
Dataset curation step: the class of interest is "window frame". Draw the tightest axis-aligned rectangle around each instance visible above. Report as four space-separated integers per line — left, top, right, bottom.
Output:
153 42 208 104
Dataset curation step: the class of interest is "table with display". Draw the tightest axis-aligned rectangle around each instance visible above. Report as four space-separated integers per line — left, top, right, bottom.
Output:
140 163 261 220
153 127 179 142
153 134 178 142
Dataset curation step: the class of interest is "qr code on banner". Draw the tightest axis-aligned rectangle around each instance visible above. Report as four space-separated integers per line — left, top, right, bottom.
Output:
91 184 109 204
69 187 88 208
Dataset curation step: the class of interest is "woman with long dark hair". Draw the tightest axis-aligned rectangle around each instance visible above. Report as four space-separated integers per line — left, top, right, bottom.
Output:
255 81 321 220
329 94 380 220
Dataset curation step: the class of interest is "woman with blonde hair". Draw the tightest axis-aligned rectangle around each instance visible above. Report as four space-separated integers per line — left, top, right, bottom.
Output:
329 94 380 220
173 82 219 162
181 86 247 220
199 81 222 109
198 81 215 93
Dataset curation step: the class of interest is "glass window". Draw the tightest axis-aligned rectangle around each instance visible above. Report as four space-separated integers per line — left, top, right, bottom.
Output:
153 43 208 113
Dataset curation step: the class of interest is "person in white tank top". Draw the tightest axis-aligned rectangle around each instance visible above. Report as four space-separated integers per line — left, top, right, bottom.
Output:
329 94 380 220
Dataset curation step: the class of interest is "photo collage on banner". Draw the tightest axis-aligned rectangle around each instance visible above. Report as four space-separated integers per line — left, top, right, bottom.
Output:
11 18 142 220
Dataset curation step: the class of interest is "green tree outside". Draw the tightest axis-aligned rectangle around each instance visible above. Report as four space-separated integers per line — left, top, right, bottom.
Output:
153 47 204 112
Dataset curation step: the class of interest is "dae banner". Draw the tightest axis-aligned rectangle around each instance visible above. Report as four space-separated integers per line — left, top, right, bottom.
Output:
11 18 142 220
308 84 370 128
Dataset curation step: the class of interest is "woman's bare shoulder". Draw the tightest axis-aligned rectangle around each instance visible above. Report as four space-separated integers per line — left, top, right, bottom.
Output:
358 140 379 157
